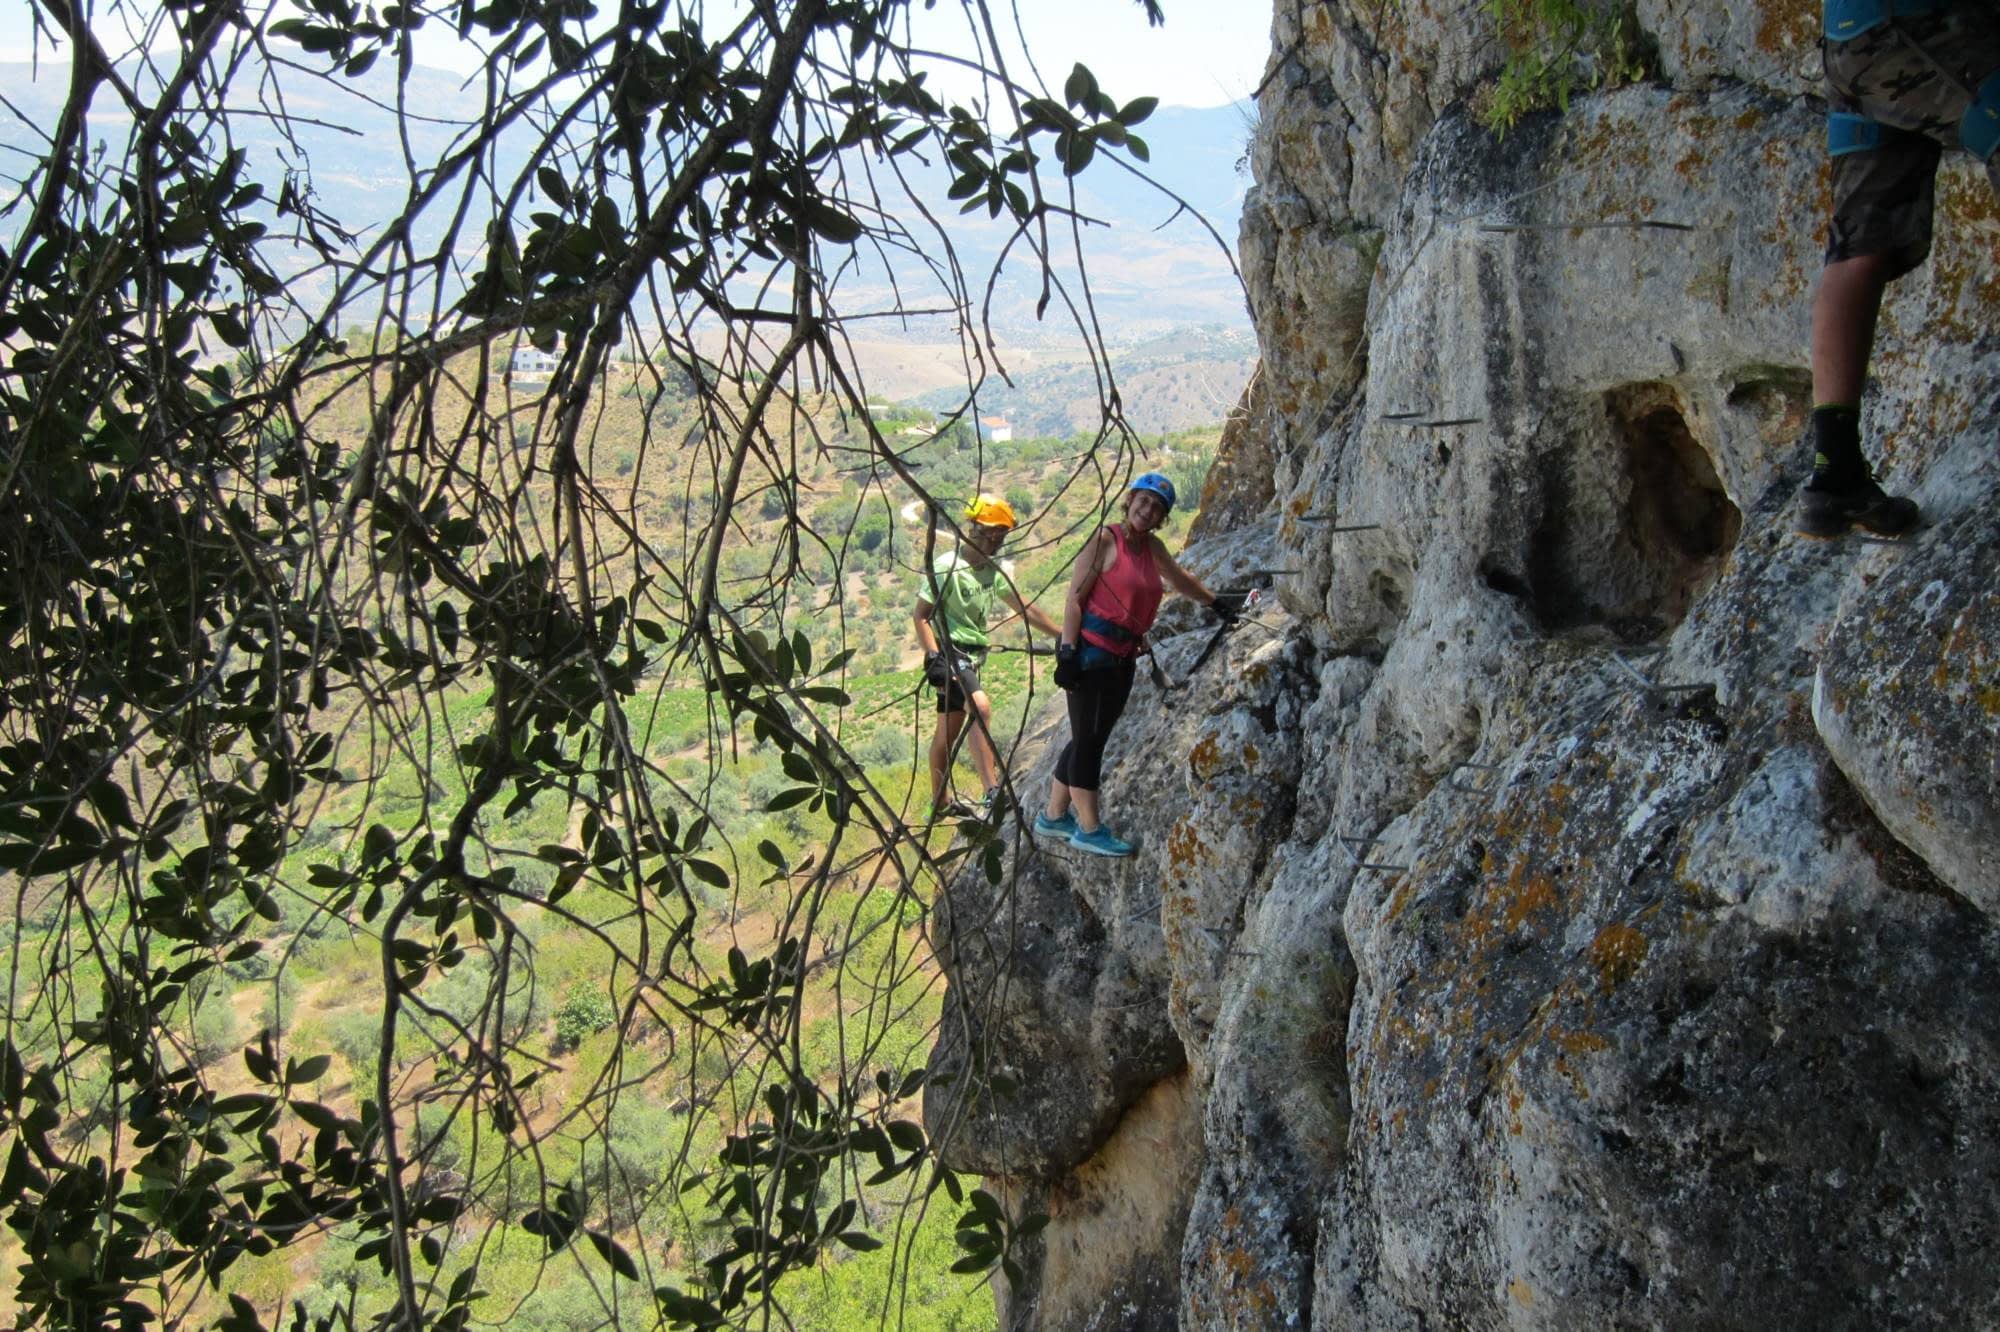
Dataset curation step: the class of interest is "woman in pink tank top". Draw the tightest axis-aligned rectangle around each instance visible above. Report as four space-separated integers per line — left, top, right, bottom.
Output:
1077 523 1163 656
1032 473 1236 858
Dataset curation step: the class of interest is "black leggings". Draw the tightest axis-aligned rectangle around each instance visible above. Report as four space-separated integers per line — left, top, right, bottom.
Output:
1054 657 1137 792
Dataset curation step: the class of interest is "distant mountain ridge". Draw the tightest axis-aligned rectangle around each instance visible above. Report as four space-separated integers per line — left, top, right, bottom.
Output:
0 58 1252 360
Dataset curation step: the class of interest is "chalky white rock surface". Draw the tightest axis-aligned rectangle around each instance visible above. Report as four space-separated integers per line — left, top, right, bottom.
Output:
927 3 2000 1326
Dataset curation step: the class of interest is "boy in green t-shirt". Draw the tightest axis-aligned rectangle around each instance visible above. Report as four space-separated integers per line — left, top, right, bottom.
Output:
913 495 1060 820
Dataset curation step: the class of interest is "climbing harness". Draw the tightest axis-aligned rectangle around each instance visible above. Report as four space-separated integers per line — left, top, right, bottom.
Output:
1828 111 1886 156
1080 611 1140 646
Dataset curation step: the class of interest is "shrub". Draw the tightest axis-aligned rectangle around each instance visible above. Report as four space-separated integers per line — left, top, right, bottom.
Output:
187 980 240 1067
856 511 890 553
412 1104 466 1174
553 984 618 1052
60 1059 117 1141
513 1277 617 1331
864 726 911 768
329 1007 384 1075
257 965 304 1037
589 1092 685 1229
1479 0 1648 130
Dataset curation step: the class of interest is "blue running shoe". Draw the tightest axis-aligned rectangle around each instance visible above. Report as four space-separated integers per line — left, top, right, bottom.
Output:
1032 811 1078 840
1068 824 1134 857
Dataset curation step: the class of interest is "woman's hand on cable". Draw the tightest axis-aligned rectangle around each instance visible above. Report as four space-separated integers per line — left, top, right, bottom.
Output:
1053 643 1082 690
1209 590 1247 625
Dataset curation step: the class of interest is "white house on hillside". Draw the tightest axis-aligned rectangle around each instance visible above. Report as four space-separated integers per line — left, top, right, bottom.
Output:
980 416 1013 444
509 343 560 378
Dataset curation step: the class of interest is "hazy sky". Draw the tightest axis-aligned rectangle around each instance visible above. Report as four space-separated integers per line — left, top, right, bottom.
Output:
928 0 1271 110
0 0 1271 109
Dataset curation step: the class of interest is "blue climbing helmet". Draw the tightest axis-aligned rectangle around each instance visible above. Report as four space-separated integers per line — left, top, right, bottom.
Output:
1129 471 1176 514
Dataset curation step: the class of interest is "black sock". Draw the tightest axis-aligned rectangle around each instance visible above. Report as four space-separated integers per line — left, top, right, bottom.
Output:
1810 404 1864 480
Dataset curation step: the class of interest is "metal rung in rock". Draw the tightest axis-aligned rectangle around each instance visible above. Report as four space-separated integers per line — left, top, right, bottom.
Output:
1609 649 1711 696
1296 514 1382 531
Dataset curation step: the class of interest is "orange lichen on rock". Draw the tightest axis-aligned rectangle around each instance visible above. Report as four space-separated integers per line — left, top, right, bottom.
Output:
1549 1027 1611 1056
1501 870 1559 932
1230 793 1268 826
1589 923 1649 993
1675 138 1713 184
1920 174 2000 348
1188 733 1225 781
1384 876 1418 920
1756 0 1816 54
1549 1025 1612 1100
1167 819 1213 871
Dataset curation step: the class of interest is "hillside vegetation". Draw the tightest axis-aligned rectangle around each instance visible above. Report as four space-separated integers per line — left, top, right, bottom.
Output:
0 341 1222 1327
0 0 1242 1324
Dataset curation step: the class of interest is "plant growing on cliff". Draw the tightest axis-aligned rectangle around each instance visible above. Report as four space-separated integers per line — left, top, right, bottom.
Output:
0 0 1184 1325
1480 0 1651 130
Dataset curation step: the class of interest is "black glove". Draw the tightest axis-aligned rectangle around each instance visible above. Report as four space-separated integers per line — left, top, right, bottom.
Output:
923 650 951 688
1053 644 1082 690
1210 591 1247 625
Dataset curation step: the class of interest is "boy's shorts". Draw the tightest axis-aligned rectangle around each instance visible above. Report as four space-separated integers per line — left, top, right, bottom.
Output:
1825 5 2000 279
934 647 985 714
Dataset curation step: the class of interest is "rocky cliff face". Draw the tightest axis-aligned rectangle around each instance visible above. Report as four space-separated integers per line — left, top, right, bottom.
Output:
925 3 2000 1327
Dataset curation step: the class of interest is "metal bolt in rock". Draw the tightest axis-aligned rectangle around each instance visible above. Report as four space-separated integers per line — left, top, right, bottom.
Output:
1608 649 1712 696
1295 515 1382 531
1337 833 1409 874
1475 219 1695 233
1448 761 1500 794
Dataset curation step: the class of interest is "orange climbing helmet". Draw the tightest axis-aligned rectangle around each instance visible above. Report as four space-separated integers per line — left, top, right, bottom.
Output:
964 493 1017 531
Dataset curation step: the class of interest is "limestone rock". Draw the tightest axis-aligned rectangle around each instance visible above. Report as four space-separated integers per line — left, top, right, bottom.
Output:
933 1 2000 1325
1189 369 1278 542
992 1072 1205 1332
924 813 1184 1182
1636 0 1821 95
1816 498 2000 916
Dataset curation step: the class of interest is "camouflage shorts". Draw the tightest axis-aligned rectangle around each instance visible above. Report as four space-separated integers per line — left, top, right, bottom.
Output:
1824 4 2000 277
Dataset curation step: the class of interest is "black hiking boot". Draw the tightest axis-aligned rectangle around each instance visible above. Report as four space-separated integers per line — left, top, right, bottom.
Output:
1796 469 1920 540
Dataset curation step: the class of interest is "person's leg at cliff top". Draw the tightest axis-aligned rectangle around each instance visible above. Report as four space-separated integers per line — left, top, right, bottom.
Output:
1801 0 2000 539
